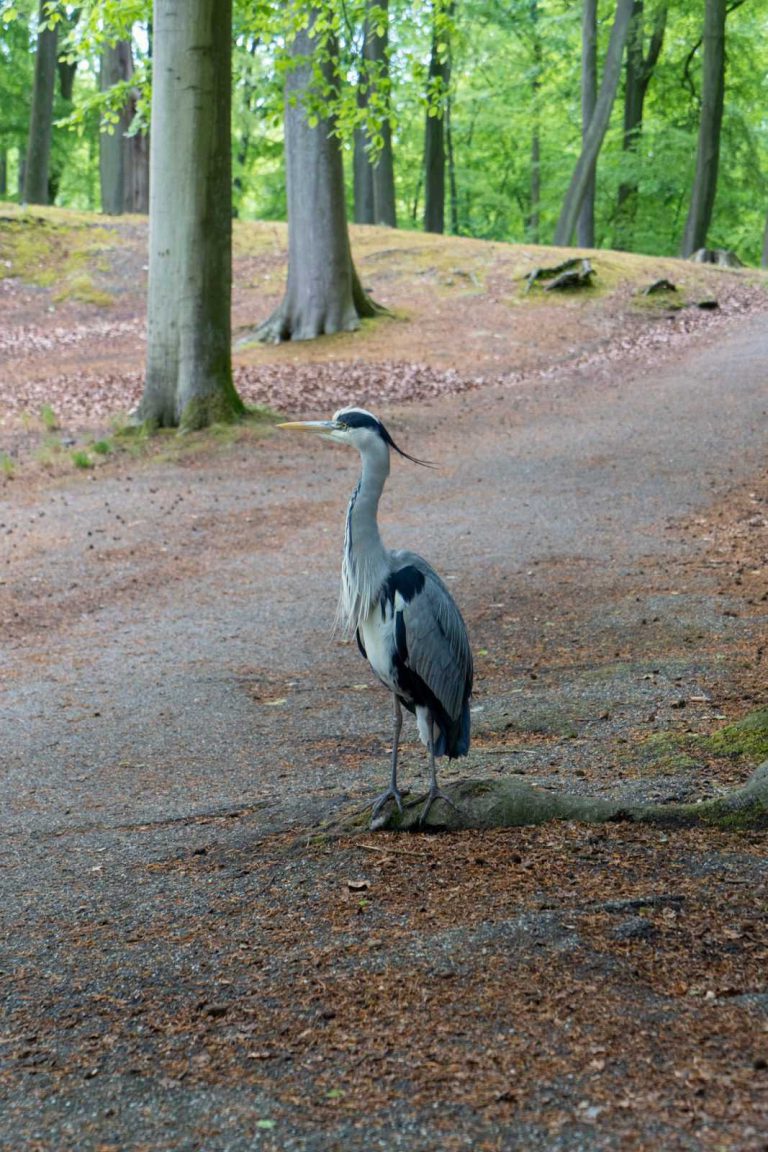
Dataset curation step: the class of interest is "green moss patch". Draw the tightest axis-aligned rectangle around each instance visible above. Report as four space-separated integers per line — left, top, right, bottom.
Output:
638 709 768 778
706 709 768 761
637 731 700 774
0 209 119 305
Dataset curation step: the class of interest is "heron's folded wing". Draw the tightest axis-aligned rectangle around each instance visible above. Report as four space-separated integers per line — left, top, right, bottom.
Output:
395 566 472 721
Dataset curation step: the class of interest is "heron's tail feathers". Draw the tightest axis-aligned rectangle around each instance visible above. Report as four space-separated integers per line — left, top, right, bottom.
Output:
416 700 471 759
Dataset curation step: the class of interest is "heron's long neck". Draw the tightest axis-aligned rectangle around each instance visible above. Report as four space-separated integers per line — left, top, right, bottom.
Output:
339 446 390 635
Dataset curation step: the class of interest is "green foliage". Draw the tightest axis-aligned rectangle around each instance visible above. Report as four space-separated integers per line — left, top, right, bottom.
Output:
1 0 767 262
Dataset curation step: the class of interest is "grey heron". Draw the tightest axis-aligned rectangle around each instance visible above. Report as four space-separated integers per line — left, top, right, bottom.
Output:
278 407 473 828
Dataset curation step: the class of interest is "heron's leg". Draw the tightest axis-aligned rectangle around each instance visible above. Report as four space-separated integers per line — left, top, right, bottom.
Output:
419 719 460 826
370 696 407 828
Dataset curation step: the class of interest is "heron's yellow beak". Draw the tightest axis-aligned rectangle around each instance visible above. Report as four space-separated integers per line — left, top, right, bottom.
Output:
277 420 340 434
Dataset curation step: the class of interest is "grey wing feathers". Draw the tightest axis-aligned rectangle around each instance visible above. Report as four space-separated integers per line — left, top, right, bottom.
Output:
393 554 473 719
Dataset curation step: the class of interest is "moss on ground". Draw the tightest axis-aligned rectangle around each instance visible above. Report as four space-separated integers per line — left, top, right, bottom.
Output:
0 206 119 304
706 709 768 760
638 731 700 774
637 709 768 777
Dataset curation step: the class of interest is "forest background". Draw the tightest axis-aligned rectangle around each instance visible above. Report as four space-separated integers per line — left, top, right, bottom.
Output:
1 0 767 270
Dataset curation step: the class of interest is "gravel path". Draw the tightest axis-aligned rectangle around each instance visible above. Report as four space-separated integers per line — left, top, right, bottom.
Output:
1 310 767 1150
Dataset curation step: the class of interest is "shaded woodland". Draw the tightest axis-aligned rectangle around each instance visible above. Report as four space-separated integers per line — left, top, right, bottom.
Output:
2 0 767 265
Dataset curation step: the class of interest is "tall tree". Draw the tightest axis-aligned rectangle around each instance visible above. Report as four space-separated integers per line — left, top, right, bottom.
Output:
554 0 635 247
23 0 58 204
99 40 149 216
136 0 243 429
615 0 667 248
423 0 452 234
526 0 542 243
577 0 597 247
123 85 150 214
680 0 727 257
257 8 380 342
354 0 397 227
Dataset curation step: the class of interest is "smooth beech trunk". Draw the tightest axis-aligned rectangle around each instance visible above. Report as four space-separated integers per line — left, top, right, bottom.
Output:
23 0 58 205
354 0 396 226
680 0 727 257
423 7 450 235
99 41 131 215
353 118 375 224
137 0 242 430
258 12 379 343
577 0 597 247
100 41 149 216
616 0 667 248
526 0 542 243
554 0 635 247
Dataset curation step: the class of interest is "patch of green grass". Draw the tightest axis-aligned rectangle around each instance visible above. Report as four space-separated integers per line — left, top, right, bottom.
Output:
91 439 112 456
0 452 15 478
71 449 94 470
40 404 59 431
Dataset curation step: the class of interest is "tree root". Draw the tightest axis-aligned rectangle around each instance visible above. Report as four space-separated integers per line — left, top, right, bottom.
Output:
525 258 595 292
364 760 768 833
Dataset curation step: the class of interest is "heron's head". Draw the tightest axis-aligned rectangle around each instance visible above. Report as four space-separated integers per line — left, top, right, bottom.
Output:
277 407 432 465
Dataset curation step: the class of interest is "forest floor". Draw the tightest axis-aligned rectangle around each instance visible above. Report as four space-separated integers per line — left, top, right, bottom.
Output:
1 207 768 1151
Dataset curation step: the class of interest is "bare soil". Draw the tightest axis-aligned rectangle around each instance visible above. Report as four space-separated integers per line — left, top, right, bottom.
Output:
1 209 767 1151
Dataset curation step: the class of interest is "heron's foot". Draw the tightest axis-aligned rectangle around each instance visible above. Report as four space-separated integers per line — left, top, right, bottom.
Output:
370 785 409 830
419 784 460 827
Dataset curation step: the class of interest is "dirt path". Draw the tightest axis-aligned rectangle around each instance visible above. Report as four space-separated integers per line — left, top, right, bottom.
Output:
1 258 768 1144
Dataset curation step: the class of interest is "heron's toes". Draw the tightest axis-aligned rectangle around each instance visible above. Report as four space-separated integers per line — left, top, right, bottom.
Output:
418 785 460 827
370 786 406 829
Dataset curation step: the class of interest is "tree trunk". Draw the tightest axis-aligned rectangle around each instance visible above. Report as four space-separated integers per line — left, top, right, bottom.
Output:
680 0 727 257
257 11 380 343
124 108 150 215
423 1 451 234
373 119 397 227
57 58 77 102
446 88 458 234
353 123 375 223
354 0 396 227
526 0 542 243
577 0 598 247
23 0 58 205
616 0 667 248
137 0 242 430
99 40 149 216
554 0 635 247
99 41 130 215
